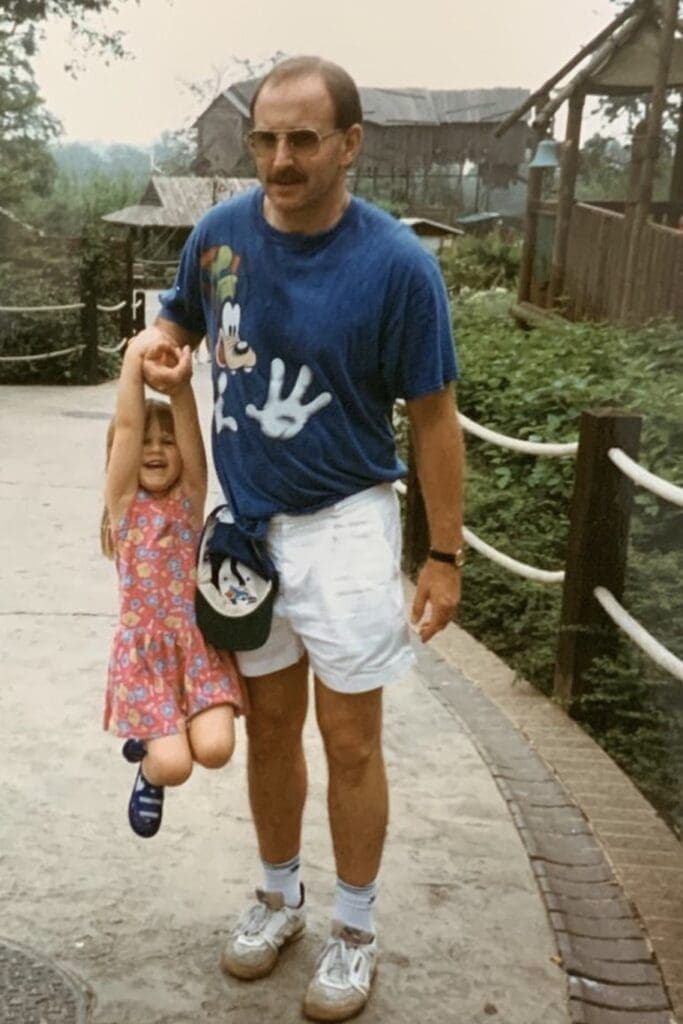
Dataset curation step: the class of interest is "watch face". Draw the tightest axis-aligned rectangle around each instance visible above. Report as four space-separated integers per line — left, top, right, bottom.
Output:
454 548 465 568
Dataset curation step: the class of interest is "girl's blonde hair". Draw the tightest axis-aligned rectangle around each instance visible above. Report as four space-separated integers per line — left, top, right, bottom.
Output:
100 398 176 559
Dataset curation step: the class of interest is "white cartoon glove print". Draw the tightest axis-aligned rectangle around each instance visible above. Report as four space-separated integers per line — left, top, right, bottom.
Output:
245 358 332 440
214 372 237 434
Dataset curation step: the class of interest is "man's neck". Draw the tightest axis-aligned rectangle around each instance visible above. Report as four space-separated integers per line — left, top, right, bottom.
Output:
263 189 351 235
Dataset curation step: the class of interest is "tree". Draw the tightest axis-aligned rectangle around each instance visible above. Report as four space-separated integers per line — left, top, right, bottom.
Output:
157 51 288 177
0 1 139 211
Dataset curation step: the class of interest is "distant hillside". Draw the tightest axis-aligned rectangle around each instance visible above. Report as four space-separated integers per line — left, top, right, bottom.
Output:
50 142 151 182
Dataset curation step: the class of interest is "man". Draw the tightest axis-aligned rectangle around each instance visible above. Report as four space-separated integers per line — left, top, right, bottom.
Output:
140 55 464 1022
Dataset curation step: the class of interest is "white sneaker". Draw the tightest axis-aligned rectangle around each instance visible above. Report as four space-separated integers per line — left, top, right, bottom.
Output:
221 887 306 980
303 921 378 1022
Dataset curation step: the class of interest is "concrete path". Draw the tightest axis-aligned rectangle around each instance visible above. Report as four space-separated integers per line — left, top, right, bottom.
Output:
0 367 570 1023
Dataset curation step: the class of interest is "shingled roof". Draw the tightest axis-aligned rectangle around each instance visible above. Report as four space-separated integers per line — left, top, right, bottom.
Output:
220 78 528 127
102 176 258 228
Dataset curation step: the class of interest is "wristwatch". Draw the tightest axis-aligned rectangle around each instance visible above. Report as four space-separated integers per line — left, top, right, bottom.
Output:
428 547 465 568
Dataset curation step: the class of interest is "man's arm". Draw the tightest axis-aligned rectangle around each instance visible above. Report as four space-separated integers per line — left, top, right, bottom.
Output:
405 385 465 642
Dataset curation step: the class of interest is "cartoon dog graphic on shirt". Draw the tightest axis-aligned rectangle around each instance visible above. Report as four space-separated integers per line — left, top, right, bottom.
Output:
213 301 332 440
214 302 256 434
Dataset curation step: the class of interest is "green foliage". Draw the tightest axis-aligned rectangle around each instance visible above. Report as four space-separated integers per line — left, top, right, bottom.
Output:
25 143 147 235
450 292 683 832
439 233 522 294
0 1 141 211
0 226 125 384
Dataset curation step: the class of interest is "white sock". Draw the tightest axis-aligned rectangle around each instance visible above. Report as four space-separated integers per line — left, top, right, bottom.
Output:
262 854 302 908
333 877 378 935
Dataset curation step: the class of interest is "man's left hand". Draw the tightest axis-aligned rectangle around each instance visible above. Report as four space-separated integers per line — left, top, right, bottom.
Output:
411 559 461 643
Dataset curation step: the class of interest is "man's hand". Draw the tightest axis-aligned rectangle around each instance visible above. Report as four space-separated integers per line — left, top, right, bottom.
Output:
411 559 461 643
136 326 193 395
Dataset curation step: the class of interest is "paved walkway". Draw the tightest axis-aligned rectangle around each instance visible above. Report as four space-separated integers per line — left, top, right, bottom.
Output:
0 367 680 1024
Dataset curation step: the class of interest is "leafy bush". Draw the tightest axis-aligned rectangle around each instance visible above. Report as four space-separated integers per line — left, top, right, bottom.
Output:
448 293 683 833
439 233 522 294
0 230 125 384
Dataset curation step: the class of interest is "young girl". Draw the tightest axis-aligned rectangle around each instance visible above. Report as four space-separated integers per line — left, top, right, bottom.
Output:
101 336 244 838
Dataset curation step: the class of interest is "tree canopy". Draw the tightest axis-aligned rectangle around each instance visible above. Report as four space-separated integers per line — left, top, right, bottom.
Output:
0 0 138 210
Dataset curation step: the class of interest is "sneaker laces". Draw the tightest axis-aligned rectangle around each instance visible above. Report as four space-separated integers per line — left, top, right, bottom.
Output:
241 901 271 937
317 937 353 986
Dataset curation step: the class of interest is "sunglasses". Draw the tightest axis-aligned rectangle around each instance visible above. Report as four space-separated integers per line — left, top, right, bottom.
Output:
246 128 343 157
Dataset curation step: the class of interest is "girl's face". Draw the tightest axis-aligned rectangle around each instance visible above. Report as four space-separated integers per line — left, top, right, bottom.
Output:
139 417 182 494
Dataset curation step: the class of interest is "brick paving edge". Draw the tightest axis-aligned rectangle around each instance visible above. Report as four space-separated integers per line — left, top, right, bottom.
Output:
404 579 681 1024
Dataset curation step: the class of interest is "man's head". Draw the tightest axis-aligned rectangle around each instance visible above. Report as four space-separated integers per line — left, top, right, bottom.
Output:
248 56 363 233
249 56 363 131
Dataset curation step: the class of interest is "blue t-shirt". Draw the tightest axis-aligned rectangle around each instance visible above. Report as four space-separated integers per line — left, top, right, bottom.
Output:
159 187 458 526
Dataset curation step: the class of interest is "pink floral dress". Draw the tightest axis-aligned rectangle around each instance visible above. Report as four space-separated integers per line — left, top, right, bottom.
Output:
104 487 244 739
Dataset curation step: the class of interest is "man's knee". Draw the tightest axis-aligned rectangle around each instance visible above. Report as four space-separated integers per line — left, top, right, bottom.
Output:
322 723 381 778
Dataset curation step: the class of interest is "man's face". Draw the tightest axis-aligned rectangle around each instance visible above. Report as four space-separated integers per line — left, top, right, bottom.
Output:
250 73 359 229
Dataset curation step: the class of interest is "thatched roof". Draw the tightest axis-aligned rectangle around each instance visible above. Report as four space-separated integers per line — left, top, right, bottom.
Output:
102 176 258 228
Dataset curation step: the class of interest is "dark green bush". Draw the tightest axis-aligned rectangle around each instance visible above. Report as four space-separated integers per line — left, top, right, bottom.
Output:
439 233 522 294
450 293 683 833
0 231 124 384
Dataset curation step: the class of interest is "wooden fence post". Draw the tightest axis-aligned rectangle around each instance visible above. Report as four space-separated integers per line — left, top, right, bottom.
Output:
121 233 134 340
133 288 146 333
402 436 429 576
553 408 642 709
80 264 99 385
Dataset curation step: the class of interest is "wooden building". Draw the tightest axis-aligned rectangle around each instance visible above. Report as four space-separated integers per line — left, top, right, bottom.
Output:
497 0 683 324
194 79 530 221
103 175 258 284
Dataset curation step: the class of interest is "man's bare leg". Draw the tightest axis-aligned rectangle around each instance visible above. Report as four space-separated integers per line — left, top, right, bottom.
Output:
314 679 387 886
245 657 309 864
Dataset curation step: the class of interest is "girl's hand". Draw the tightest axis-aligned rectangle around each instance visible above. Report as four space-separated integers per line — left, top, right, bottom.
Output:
143 341 193 395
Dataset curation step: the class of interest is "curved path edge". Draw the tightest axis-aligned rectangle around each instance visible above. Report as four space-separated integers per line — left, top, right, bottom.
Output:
404 580 683 1024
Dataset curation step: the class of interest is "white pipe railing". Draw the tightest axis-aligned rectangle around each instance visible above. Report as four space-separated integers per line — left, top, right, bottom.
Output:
594 587 683 683
458 412 578 457
395 402 682 684
608 447 683 509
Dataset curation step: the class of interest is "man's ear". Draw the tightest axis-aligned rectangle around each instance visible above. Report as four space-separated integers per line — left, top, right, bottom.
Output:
341 123 363 169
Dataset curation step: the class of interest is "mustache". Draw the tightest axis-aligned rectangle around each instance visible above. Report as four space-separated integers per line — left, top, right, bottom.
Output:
267 171 307 185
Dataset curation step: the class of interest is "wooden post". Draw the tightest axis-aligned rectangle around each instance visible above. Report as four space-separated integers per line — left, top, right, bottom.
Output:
547 90 585 307
133 288 146 333
121 232 134 340
668 94 683 225
402 436 429 576
80 264 99 385
518 96 549 303
620 0 679 321
553 408 642 710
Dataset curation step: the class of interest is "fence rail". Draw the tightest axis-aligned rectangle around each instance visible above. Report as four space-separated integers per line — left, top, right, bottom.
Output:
564 203 683 323
400 403 682 705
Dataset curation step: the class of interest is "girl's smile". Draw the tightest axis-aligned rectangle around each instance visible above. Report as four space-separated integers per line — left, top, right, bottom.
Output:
139 420 182 493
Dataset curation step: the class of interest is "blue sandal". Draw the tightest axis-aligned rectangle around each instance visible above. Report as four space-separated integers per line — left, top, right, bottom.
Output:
128 766 164 838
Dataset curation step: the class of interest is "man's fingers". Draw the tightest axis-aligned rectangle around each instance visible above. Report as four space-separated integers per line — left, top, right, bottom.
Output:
411 582 427 624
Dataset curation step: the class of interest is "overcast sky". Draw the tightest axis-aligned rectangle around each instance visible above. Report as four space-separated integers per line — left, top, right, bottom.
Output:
34 0 622 146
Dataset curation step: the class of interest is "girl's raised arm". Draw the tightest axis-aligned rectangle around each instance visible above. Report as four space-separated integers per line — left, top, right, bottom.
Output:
105 338 147 524
171 357 208 521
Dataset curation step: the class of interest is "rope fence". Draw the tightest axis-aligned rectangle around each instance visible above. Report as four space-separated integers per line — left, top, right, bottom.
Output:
0 293 143 362
594 587 683 683
395 400 682 691
0 302 84 313
0 344 85 363
608 446 683 508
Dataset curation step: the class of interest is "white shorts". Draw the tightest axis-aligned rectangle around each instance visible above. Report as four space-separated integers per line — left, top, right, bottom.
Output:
235 484 415 693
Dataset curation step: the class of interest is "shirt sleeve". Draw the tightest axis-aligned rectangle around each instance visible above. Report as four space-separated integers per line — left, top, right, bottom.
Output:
157 223 207 337
380 245 459 401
